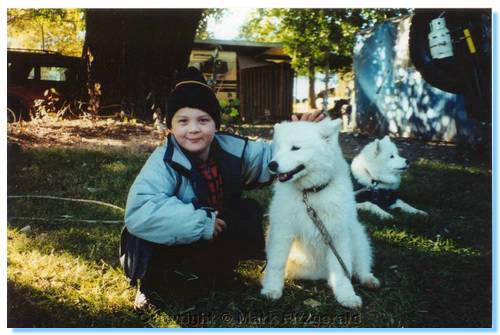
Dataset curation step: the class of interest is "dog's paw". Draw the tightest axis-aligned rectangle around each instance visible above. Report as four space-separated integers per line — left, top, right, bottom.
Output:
261 286 283 300
337 294 362 309
417 210 429 216
361 274 381 290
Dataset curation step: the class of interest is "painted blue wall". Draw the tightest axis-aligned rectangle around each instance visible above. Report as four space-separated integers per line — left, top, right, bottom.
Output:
353 17 478 142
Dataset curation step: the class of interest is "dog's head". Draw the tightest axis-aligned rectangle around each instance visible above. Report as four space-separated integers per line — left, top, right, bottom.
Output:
352 135 408 188
371 136 408 173
268 117 343 187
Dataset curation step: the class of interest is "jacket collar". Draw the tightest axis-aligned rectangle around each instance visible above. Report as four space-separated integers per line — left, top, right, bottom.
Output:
164 134 193 174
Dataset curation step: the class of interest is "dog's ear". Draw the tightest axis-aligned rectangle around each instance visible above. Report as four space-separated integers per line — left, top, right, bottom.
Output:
319 118 341 141
382 135 391 143
273 122 282 136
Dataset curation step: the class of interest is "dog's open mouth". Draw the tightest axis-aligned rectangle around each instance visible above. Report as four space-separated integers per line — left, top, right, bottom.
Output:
276 164 305 182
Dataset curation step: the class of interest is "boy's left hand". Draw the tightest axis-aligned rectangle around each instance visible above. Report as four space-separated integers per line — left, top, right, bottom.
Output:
212 211 227 239
292 109 326 122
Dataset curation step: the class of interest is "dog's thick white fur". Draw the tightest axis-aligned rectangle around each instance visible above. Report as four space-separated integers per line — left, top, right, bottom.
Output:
261 118 380 309
351 136 429 219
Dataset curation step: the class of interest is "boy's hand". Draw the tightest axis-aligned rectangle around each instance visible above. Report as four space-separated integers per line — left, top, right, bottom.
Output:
291 110 326 122
212 211 227 239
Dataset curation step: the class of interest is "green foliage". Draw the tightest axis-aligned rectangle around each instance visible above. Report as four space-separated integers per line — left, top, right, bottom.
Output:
219 97 240 125
239 8 412 75
239 9 284 43
196 9 228 40
220 97 240 117
7 9 85 56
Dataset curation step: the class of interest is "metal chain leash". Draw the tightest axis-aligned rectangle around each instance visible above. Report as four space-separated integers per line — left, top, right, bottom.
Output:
302 191 352 279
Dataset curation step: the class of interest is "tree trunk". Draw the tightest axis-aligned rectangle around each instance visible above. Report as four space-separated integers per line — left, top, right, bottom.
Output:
83 9 202 121
308 64 316 110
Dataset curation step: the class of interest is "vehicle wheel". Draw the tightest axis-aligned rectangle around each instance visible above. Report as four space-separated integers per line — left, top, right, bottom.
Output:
409 10 464 94
7 96 30 122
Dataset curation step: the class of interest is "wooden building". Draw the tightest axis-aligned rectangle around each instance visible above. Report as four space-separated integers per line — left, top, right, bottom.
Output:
191 39 293 122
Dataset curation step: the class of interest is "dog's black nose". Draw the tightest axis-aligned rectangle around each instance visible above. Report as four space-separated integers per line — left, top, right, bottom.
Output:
268 161 279 172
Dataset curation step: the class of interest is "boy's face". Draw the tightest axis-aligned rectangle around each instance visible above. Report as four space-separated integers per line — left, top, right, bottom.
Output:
171 107 216 161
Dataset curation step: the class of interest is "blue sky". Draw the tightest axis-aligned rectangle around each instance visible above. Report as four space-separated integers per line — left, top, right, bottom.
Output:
206 8 253 40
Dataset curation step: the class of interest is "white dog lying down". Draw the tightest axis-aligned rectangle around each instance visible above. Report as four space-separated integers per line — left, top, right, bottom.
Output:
351 136 429 220
261 118 380 309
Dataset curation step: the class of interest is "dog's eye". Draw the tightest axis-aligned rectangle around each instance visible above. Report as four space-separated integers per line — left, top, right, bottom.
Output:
390 154 394 159
291 146 301 151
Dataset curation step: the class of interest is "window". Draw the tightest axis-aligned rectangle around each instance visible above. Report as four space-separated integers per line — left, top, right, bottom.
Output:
27 67 35 79
40 66 69 82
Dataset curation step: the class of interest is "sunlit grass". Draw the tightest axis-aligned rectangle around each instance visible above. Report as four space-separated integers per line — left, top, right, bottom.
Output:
372 228 481 256
8 228 136 326
417 158 491 175
8 227 181 327
7 145 492 328
102 161 128 173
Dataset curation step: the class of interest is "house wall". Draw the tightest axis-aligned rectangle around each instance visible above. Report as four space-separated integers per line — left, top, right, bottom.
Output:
189 49 237 102
190 48 294 122
239 63 294 122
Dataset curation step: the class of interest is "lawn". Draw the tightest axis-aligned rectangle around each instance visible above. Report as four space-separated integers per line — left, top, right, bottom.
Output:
7 130 492 328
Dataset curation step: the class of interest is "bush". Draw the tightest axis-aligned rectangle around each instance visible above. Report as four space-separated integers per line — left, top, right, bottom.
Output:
219 97 240 125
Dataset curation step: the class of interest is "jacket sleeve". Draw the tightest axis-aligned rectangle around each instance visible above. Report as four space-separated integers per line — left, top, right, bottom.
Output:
241 138 274 189
124 146 215 245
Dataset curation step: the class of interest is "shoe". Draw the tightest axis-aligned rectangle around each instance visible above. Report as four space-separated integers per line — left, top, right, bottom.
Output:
133 284 155 311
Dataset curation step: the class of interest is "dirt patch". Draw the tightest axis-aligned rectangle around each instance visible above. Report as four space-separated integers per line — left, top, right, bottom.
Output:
7 118 168 153
7 118 490 168
229 124 490 167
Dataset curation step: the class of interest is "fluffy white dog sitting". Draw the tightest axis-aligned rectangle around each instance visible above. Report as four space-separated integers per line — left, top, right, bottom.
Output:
351 136 429 219
261 118 380 309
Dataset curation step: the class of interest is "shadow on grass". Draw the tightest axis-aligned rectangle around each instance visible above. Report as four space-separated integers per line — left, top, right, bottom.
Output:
134 266 367 328
7 280 145 328
368 239 491 327
6 143 492 328
8 146 148 209
7 214 492 327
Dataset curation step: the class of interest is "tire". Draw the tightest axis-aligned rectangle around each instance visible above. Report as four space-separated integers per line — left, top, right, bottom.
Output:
409 10 464 94
7 95 29 122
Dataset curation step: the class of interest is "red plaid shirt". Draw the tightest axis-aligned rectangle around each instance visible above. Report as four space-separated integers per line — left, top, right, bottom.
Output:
196 157 224 210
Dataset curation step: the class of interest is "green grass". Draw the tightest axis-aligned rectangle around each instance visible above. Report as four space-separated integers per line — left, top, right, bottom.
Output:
7 146 492 328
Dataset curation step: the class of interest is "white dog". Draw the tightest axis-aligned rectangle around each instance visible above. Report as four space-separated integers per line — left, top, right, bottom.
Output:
351 136 428 219
261 118 380 309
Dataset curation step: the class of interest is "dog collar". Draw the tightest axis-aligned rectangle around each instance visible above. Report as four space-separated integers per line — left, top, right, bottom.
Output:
302 180 331 194
363 167 384 188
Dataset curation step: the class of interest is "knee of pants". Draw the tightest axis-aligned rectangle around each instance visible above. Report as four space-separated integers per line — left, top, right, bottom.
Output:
119 227 155 284
220 197 264 226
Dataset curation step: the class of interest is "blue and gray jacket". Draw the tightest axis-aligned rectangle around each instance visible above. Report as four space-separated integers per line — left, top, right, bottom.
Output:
124 132 273 245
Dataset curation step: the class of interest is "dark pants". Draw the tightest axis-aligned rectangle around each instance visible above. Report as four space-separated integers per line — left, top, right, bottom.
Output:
119 198 265 287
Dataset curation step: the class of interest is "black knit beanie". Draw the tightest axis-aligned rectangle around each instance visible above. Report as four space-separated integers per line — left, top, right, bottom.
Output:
166 67 221 129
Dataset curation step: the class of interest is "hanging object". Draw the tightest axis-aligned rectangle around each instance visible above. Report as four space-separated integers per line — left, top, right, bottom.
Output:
428 17 454 59
463 28 477 54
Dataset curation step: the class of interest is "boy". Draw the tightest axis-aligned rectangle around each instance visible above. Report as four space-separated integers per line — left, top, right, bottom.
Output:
120 67 323 309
